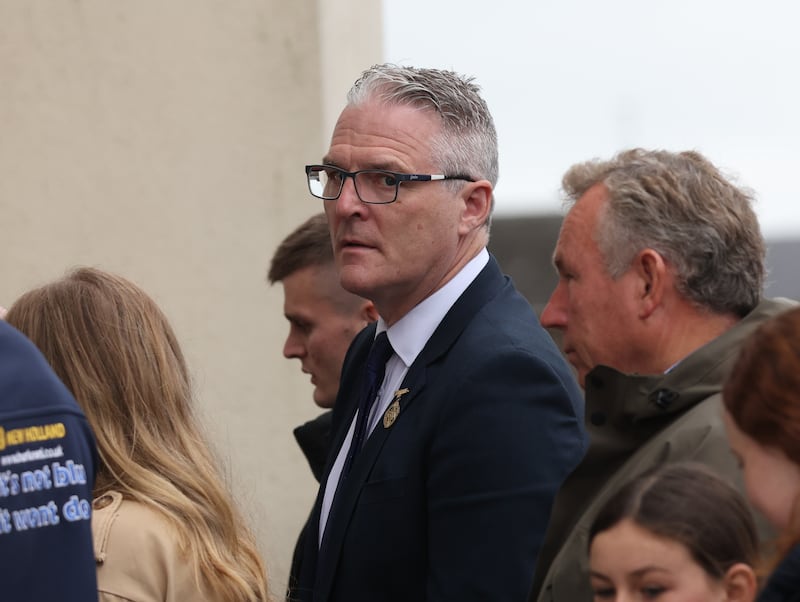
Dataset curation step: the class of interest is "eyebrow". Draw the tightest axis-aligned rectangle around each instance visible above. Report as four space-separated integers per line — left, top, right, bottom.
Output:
630 567 672 577
284 311 311 324
319 157 407 172
590 567 672 580
589 571 612 581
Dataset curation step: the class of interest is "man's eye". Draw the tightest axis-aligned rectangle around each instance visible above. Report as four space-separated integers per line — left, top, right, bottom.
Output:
325 169 343 183
289 319 311 333
381 174 398 187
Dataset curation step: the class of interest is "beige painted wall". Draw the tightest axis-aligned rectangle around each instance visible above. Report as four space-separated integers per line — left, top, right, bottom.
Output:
0 2 381 597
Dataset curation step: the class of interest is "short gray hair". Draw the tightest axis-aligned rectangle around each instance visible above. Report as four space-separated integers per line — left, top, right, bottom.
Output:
346 64 498 195
562 148 765 317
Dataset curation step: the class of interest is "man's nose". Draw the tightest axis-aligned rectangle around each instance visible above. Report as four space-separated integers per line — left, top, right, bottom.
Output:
540 283 568 329
283 333 306 359
334 175 365 217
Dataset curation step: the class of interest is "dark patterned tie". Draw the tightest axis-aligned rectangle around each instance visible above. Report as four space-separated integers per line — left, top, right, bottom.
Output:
343 331 394 475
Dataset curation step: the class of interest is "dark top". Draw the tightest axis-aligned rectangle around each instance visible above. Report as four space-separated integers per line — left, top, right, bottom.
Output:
0 321 99 601
759 544 800 602
293 411 333 483
287 411 334 601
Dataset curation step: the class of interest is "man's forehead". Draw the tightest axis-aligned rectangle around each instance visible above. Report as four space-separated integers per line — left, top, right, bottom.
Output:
325 105 440 172
552 212 577 259
562 191 605 240
550 203 599 270
330 100 440 139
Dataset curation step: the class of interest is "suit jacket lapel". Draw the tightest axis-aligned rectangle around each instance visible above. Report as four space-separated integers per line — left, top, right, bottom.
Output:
301 324 371 600
395 255 506 392
314 256 508 600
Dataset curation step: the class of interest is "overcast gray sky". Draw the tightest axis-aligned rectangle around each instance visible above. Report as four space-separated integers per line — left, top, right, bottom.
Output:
383 0 800 238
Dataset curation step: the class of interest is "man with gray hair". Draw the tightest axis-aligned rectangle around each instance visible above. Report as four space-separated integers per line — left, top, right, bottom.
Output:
295 64 587 602
530 148 790 601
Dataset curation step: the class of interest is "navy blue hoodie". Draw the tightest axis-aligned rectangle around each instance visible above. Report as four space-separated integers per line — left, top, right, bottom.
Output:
0 321 98 601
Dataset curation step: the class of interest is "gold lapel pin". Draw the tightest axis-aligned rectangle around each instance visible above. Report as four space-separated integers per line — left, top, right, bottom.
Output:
394 388 410 400
383 389 410 428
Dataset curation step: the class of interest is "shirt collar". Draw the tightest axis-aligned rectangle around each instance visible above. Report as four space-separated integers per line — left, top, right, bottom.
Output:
376 248 489 368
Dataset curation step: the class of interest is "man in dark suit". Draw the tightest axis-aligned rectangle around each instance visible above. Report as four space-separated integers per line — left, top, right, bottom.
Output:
294 64 587 602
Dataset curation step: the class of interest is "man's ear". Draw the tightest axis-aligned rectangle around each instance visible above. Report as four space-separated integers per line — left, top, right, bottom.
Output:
457 180 493 235
722 562 757 602
360 300 379 324
631 248 669 319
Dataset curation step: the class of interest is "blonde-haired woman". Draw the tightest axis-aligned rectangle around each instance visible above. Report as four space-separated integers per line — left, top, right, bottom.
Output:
7 267 270 602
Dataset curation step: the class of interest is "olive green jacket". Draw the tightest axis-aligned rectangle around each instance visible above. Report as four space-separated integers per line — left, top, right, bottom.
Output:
530 298 795 602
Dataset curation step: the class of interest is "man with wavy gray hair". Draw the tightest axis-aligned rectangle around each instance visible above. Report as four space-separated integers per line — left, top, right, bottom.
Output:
530 148 791 601
295 64 587 602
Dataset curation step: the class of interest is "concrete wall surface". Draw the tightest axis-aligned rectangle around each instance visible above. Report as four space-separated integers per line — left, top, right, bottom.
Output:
0 2 381 596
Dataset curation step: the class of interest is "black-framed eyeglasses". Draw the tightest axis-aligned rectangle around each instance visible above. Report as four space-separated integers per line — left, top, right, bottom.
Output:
305 164 476 205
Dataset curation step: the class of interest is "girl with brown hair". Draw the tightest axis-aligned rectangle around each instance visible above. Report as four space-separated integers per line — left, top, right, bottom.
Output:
724 305 800 602
6 267 270 602
588 463 759 602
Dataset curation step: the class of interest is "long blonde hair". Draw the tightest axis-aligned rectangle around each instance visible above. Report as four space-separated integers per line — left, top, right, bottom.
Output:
7 267 269 601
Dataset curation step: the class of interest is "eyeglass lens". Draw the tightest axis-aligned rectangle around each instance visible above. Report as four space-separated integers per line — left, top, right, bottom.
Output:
308 167 398 204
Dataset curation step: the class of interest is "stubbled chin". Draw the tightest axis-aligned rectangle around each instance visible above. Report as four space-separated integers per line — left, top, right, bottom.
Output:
338 263 376 297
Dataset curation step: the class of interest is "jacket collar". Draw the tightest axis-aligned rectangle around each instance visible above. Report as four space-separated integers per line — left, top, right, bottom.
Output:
92 490 124 564
584 298 796 426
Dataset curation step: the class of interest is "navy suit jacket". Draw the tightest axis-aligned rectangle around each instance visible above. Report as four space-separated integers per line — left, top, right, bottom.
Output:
293 256 587 602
